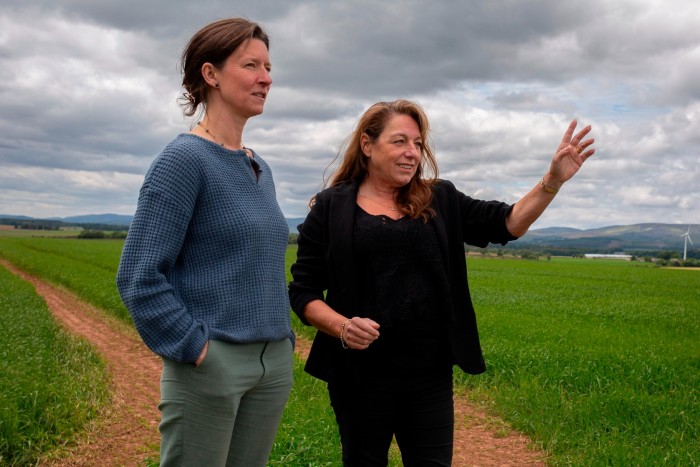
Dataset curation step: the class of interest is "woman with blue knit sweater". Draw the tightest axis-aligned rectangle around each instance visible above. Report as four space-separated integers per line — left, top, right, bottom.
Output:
117 18 293 466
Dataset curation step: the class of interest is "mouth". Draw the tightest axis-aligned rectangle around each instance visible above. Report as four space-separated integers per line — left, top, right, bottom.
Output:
396 164 414 170
252 91 267 100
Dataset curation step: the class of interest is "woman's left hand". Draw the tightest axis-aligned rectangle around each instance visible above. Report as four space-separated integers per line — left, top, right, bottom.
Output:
548 119 595 186
343 317 380 350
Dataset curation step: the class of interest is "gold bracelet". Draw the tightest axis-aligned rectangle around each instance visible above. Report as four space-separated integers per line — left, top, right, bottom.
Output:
539 178 560 194
340 319 351 349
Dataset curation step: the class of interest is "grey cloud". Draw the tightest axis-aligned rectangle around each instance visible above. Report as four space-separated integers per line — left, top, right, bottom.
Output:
0 0 698 228
268 1 598 97
14 0 294 37
487 90 577 113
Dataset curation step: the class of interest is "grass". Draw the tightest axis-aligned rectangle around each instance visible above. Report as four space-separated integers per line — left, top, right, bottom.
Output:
269 355 342 465
0 237 130 322
458 257 699 465
0 266 110 465
285 245 318 342
1 236 697 465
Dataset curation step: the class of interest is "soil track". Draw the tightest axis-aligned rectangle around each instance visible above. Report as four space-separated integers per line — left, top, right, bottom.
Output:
3 260 545 466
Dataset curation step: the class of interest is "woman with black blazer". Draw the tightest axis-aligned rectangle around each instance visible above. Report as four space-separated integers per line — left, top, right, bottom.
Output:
289 99 595 466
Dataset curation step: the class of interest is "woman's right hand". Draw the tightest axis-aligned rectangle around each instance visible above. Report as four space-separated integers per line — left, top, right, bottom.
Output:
195 340 209 366
342 317 380 350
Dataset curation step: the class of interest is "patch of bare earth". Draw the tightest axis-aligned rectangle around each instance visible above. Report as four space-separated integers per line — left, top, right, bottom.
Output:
4 260 545 466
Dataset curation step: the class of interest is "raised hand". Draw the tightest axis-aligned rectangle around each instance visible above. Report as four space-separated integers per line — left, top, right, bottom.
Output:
549 119 595 185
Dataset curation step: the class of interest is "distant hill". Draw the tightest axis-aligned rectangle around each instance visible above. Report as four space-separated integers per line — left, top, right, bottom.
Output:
0 214 33 220
516 223 697 252
287 217 305 233
1 213 308 232
60 214 136 225
1 213 695 253
0 213 133 226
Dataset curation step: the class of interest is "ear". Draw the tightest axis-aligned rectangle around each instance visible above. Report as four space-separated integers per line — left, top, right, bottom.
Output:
360 133 371 157
201 62 220 88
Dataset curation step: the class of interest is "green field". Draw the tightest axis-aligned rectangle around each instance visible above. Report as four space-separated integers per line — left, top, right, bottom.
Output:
463 258 699 465
0 228 82 238
0 264 110 465
0 235 697 465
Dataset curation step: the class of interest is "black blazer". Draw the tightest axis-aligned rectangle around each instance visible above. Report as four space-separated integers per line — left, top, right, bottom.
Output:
289 179 517 383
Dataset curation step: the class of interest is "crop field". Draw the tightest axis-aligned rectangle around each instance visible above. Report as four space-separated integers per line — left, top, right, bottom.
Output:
0 237 129 322
462 258 698 465
0 235 697 465
0 228 82 238
0 264 109 465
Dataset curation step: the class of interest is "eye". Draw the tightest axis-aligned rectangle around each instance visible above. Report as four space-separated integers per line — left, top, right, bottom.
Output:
415 141 423 149
393 139 405 145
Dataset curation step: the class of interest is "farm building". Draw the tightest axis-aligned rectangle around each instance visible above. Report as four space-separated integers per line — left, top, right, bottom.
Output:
584 254 632 260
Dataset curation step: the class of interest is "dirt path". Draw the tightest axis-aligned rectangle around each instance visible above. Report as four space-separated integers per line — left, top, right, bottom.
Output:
3 260 545 466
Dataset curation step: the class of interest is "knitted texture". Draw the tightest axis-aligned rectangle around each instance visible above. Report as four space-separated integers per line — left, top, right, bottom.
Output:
117 134 292 362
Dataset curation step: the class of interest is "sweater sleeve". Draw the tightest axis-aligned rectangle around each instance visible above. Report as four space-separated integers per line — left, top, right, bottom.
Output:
116 150 208 362
288 192 330 326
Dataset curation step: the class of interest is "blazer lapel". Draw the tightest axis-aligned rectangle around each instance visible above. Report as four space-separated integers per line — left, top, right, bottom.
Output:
430 191 450 271
328 183 359 306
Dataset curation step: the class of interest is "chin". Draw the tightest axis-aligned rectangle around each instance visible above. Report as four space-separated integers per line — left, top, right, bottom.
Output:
246 108 264 118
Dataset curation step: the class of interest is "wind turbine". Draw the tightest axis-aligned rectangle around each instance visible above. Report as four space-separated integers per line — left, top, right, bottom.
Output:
681 226 694 261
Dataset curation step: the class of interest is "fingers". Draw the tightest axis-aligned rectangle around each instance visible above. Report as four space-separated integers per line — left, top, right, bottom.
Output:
353 317 380 335
194 341 209 367
561 119 592 146
571 137 593 157
549 120 595 183
344 317 380 350
581 147 596 160
572 126 593 146
560 119 578 144
562 120 594 161
578 137 594 150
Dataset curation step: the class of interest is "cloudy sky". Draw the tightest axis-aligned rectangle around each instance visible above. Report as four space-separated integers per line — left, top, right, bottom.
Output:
1 0 698 229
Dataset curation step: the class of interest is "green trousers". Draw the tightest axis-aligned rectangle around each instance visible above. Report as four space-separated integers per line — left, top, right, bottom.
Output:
158 338 294 466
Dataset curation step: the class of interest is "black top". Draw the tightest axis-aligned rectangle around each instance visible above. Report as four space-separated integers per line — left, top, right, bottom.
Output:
347 208 452 388
289 180 517 383
354 208 452 326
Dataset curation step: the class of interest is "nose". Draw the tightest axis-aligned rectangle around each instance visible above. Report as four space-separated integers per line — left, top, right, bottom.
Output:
406 142 421 157
259 68 272 87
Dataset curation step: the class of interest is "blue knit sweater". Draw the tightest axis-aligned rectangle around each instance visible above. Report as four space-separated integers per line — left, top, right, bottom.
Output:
117 134 293 363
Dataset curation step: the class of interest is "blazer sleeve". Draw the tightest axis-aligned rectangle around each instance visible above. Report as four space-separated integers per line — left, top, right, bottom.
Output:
288 192 330 325
441 180 517 247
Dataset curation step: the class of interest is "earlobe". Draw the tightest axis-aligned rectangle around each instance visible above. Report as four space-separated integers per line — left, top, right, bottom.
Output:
201 62 219 88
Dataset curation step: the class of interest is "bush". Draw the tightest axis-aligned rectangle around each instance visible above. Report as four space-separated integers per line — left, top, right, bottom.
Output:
78 230 105 239
519 249 540 260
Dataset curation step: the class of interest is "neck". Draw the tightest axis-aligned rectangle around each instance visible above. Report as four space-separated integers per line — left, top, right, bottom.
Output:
360 178 397 201
196 109 247 149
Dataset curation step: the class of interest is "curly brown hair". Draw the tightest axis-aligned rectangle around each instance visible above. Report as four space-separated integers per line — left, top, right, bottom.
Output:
325 100 439 221
179 18 270 117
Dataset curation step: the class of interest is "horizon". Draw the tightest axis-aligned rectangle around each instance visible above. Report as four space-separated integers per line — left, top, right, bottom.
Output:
1 212 697 233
